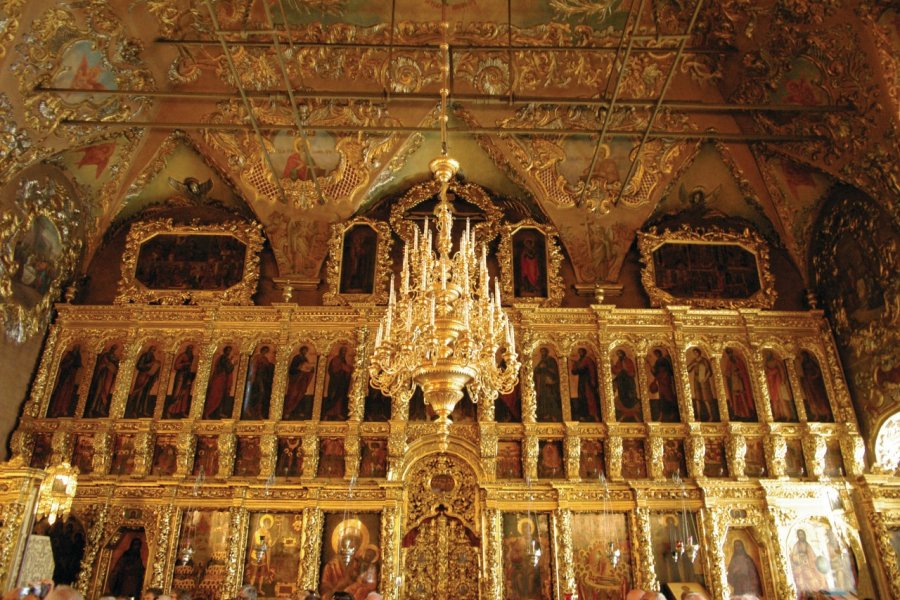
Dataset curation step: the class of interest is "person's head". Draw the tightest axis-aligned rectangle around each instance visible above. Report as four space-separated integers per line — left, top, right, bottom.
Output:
236 586 257 600
44 588 84 600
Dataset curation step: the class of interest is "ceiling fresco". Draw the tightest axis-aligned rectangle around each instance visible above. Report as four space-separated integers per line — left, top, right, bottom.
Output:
0 0 895 288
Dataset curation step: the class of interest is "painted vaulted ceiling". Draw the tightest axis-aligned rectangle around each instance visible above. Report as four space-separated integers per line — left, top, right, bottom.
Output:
0 0 898 292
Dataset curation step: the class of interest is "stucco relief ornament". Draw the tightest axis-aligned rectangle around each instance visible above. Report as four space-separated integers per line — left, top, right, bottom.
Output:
0 176 83 343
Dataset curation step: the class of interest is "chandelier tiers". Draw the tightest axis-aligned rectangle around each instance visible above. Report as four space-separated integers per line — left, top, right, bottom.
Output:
369 156 520 450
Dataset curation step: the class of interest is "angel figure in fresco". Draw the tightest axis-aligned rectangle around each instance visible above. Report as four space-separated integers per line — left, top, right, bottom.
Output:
723 349 757 421
687 348 718 422
47 345 83 418
764 350 797 421
571 347 601 422
203 346 236 419
85 344 121 418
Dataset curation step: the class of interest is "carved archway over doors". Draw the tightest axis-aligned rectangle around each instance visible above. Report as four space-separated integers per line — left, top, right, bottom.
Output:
400 451 482 600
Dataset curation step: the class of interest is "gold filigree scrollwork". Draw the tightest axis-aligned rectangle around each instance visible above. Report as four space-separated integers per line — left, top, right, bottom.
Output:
497 219 565 308
11 4 154 138
0 176 83 342
388 179 504 247
638 225 777 309
323 218 394 306
116 219 264 306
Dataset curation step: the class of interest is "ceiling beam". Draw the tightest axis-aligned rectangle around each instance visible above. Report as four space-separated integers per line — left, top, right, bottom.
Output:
36 87 851 114
58 119 824 141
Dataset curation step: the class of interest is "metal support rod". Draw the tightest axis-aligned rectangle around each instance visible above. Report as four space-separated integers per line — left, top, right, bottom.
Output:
155 37 731 55
57 119 825 141
34 86 851 113
204 0 288 205
267 0 326 205
612 0 706 209
578 0 646 207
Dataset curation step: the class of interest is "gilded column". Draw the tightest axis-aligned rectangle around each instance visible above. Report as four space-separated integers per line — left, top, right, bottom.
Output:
345 424 361 480
268 339 291 421
151 502 177 589
606 435 622 481
176 428 196 477
483 508 503 600
704 508 728 600
299 507 324 591
218 432 236 478
839 426 865 476
633 508 659 592
480 423 498 482
75 503 111 594
764 430 787 479
802 432 826 479
302 427 320 478
685 424 705 479
26 323 61 418
259 428 277 481
92 429 113 475
868 511 900 600
648 434 665 481
565 426 580 481
224 506 249 598
554 509 576 597
379 505 400 600
110 332 143 419
725 428 746 479
189 338 219 419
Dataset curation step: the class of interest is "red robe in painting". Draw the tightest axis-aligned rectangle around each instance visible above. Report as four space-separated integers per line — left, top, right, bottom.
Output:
203 348 235 419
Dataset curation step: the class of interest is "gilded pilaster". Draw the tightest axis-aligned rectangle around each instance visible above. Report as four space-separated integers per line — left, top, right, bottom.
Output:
554 508 575 597
606 435 622 480
685 425 705 479
802 432 826 479
75 503 111 594
224 506 249 597
565 426 580 481
345 424 361 480
189 339 218 419
379 505 400 600
218 432 236 478
483 508 503 600
726 428 746 479
648 434 665 481
764 431 787 478
633 507 659 592
110 335 142 419
151 502 177 589
299 507 324 591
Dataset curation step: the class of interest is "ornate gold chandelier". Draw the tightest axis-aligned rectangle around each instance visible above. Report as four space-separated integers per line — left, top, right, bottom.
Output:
369 5 519 448
35 462 78 525
368 155 520 447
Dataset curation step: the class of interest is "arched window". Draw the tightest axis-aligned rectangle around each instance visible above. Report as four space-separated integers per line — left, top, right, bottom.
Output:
874 411 900 474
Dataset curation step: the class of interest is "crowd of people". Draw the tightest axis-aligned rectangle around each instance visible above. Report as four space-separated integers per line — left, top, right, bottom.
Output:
3 584 384 600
